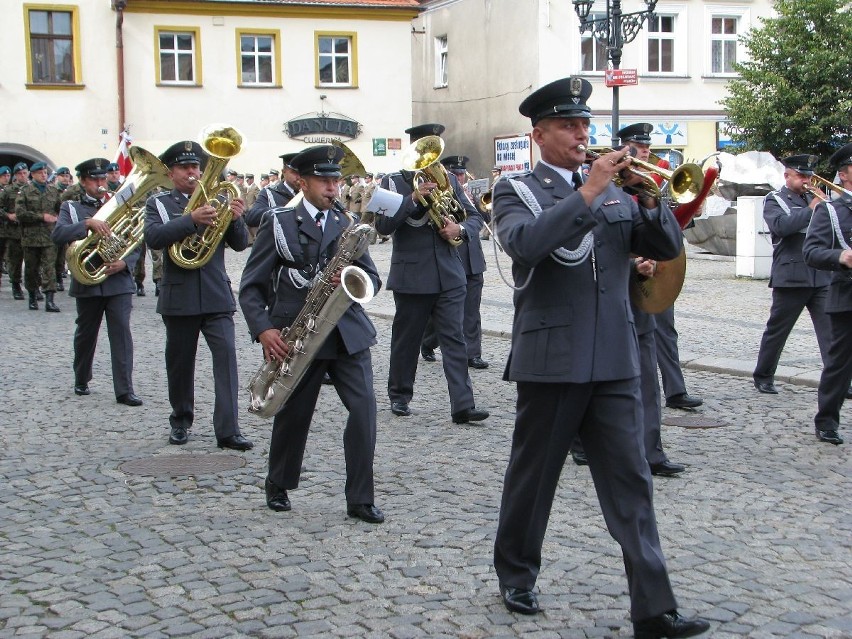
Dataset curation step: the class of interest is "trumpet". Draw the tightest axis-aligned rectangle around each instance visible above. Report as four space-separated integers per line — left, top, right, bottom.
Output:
807 174 852 202
579 145 705 204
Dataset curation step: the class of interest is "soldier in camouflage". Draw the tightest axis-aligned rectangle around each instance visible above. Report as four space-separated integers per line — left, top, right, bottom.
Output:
15 161 61 311
0 162 29 301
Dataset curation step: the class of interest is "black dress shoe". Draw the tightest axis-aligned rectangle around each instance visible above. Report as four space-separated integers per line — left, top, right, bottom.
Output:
136 283 146 297
633 610 710 639
347 503 385 523
452 407 489 424
816 429 844 445
468 357 489 369
217 434 254 451
420 346 436 362
116 393 143 406
846 387 852 400
391 401 411 417
753 380 778 394
74 384 90 396
571 449 588 466
650 460 686 477
499 584 540 615
665 393 703 409
322 372 333 385
265 479 291 512
169 425 188 445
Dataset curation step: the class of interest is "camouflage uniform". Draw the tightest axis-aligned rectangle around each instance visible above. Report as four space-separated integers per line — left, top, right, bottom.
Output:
61 182 84 203
16 182 61 295
0 181 27 296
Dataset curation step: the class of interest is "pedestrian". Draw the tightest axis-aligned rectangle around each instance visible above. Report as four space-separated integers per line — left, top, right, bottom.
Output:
491 76 710 639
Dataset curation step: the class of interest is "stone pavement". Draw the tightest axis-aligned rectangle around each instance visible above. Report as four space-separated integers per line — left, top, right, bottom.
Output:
0 240 850 639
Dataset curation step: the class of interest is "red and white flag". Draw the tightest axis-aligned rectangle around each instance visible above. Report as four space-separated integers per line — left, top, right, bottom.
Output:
114 128 133 179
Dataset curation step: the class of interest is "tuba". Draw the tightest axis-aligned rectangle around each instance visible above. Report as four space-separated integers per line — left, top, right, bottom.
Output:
246 210 375 419
168 124 243 269
401 135 467 247
66 147 173 285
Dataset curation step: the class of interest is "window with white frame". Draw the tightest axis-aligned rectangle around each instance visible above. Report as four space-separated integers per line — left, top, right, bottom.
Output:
647 14 675 73
317 34 354 86
157 29 198 84
710 15 739 74
435 36 448 87
240 33 274 85
580 13 607 73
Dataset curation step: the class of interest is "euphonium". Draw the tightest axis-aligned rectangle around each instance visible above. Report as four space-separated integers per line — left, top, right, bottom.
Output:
401 135 467 247
246 210 375 419
168 124 243 269
66 147 172 285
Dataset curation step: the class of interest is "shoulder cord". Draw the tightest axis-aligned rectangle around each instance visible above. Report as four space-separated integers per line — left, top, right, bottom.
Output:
825 202 850 250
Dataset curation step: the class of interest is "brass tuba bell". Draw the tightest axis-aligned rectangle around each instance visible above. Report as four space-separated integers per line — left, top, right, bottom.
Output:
168 123 243 270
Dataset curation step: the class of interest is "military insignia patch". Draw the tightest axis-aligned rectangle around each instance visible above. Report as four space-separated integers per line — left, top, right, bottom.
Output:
184 141 193 152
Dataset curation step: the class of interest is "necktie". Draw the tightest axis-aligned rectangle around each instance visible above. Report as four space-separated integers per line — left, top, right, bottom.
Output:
572 171 583 191
314 211 324 229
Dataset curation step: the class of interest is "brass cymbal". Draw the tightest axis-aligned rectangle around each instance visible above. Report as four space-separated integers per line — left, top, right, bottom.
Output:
630 248 686 314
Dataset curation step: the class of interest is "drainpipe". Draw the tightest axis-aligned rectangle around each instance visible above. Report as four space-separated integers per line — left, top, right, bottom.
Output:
112 0 128 136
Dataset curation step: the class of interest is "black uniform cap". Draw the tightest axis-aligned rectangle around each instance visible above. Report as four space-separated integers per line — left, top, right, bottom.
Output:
75 158 111 179
618 123 654 145
279 152 299 168
289 145 345 177
269 169 280 176
520 77 593 125
159 141 207 168
782 154 820 176
829 142 852 170
441 155 469 173
246 173 254 179
405 123 445 143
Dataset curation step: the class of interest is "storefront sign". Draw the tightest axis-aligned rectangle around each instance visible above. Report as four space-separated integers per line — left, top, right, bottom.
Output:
285 114 361 142
589 120 688 147
372 138 387 156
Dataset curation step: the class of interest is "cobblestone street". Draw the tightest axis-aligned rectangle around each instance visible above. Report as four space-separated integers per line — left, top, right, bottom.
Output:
0 241 849 638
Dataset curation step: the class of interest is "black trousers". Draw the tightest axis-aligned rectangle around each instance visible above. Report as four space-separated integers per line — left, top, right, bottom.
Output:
74 294 134 397
161 312 240 439
269 346 376 505
754 286 830 383
388 286 474 414
814 310 852 433
654 305 686 399
494 378 677 621
422 273 484 360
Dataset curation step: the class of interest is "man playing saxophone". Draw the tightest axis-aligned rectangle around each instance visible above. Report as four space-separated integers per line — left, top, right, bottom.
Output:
239 145 385 523
51 158 142 405
144 140 253 451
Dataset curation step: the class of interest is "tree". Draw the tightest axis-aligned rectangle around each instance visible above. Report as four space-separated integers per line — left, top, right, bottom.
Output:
721 0 852 167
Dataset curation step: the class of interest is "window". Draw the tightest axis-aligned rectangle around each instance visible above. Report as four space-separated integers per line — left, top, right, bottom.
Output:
24 4 82 87
710 15 738 74
236 30 281 87
647 15 675 73
155 27 201 85
580 13 608 73
435 36 448 87
316 33 358 88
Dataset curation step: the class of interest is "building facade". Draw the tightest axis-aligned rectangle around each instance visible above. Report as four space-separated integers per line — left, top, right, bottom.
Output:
412 0 776 178
1 0 420 177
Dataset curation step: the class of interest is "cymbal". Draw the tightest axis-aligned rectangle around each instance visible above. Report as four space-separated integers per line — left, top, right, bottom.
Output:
630 248 686 314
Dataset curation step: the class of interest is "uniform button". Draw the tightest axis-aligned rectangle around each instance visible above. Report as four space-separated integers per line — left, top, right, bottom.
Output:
576 217 584 225
596 240 603 247
618 213 624 218
599 266 605 272
600 288 606 293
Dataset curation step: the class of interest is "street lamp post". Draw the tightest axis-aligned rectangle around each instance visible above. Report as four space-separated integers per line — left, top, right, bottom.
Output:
572 0 658 146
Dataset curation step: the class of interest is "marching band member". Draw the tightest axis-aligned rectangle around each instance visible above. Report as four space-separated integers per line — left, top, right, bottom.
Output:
491 77 709 639
51 158 142 405
239 145 384 522
144 140 253 451
803 142 852 446
375 124 489 424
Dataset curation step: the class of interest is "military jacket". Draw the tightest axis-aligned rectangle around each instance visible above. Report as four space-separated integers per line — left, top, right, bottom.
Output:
144 188 249 316
803 197 852 313
15 182 61 247
52 197 140 298
763 186 830 288
239 201 381 359
0 182 25 239
375 171 482 294
245 182 298 227
492 162 681 383
61 183 85 202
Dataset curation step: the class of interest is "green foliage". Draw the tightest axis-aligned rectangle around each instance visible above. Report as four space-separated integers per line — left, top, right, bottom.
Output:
721 0 852 167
